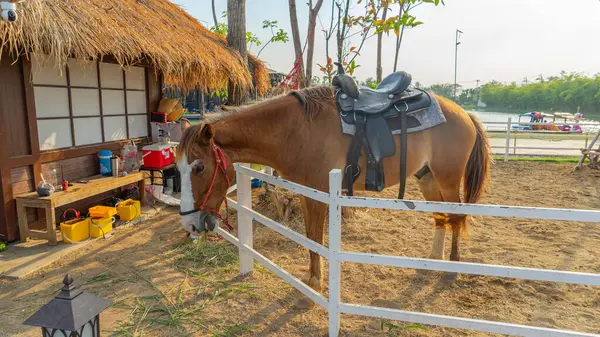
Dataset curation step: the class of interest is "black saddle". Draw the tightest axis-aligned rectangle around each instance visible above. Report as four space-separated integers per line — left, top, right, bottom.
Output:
332 62 432 199
332 69 411 101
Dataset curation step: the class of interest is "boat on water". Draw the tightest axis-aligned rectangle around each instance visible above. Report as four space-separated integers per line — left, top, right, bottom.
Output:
511 111 582 133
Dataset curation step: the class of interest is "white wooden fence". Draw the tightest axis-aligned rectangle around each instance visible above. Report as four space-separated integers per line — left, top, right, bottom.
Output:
215 164 600 337
484 118 600 160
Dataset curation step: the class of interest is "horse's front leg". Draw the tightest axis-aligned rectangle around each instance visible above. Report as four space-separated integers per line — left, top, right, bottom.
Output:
298 196 327 307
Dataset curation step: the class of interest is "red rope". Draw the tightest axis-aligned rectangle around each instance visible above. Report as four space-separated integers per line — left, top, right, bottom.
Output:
200 140 234 235
278 54 304 90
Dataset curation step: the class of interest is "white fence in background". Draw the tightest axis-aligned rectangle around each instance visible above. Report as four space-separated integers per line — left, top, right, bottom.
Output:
215 164 600 337
482 118 600 160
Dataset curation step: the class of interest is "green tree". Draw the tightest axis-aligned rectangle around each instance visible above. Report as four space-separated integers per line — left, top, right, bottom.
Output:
256 20 289 57
210 12 288 58
425 83 458 100
317 0 443 82
479 72 600 115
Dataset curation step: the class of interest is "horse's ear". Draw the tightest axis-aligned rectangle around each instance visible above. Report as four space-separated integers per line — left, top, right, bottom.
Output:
180 118 192 131
200 123 215 143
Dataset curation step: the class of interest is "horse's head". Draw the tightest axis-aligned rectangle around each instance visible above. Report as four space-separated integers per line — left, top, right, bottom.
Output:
177 119 232 236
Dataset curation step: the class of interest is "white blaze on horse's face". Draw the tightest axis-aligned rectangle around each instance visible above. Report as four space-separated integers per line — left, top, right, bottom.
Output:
177 154 201 235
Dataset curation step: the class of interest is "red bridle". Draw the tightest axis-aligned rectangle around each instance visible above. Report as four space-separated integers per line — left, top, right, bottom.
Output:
179 139 233 233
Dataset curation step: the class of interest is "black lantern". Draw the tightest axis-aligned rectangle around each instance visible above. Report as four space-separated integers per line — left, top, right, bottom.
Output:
23 274 112 337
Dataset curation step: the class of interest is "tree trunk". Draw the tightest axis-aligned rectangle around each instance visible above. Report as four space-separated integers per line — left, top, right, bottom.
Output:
336 0 350 65
288 0 306 88
305 0 324 87
211 0 218 27
227 0 248 105
393 24 406 72
376 7 388 83
393 4 407 72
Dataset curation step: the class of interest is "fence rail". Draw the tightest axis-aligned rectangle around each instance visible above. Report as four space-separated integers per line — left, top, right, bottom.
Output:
480 117 600 159
215 164 600 337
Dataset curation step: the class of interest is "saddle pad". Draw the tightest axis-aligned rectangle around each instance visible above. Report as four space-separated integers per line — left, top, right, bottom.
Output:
340 92 446 136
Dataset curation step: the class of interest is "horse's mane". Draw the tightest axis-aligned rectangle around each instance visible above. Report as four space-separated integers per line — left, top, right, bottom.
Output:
177 85 337 157
204 85 335 124
177 122 205 159
289 85 336 121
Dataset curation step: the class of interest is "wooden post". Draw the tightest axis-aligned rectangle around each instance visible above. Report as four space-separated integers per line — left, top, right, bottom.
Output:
138 178 146 206
328 169 343 337
44 205 57 245
504 117 511 162
15 199 29 242
236 163 254 276
574 128 600 171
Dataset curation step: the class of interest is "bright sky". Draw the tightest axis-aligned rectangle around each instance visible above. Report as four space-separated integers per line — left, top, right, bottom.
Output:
174 0 600 89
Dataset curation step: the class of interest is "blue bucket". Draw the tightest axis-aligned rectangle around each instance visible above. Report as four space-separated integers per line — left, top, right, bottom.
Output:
98 150 112 175
251 178 262 188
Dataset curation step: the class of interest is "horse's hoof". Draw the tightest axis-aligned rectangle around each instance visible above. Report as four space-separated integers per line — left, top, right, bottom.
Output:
295 297 315 309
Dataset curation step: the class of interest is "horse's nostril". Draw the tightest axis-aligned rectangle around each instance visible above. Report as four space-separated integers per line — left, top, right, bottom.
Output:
205 215 217 232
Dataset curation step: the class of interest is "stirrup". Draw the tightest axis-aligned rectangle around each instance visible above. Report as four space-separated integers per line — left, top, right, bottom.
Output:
365 160 385 192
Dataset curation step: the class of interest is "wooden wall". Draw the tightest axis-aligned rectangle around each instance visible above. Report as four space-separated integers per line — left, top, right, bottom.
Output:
0 53 32 241
0 56 31 157
0 53 163 242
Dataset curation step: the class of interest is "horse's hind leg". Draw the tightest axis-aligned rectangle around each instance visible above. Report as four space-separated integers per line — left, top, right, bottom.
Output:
299 196 326 306
438 184 466 262
416 170 448 260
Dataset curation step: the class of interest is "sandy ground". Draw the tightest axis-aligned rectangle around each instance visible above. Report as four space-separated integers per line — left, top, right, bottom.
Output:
2 161 600 337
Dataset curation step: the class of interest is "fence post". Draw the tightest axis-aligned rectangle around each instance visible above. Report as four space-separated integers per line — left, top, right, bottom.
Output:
236 163 253 276
505 117 512 162
328 169 343 337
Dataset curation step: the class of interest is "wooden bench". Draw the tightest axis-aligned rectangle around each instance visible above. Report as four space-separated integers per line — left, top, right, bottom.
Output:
15 172 146 245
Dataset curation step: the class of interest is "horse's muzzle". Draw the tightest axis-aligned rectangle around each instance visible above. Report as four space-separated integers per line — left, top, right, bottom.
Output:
194 212 217 233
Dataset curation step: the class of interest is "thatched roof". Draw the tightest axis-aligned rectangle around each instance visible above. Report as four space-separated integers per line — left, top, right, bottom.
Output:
0 0 270 95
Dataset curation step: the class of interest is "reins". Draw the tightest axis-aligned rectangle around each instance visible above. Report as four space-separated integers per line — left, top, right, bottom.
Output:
201 139 233 233
179 138 234 237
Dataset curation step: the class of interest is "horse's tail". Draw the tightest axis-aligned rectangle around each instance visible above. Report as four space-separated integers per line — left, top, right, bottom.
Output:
464 113 492 205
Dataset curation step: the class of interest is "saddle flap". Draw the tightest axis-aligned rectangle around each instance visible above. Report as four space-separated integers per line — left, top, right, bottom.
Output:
365 116 396 161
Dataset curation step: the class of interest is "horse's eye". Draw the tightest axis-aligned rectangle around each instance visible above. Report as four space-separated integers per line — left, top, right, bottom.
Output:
194 165 205 176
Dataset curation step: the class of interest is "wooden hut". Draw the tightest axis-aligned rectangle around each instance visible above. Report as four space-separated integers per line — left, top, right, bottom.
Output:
0 0 269 242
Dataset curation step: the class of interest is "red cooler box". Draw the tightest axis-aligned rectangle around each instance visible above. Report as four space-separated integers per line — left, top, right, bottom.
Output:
142 144 175 168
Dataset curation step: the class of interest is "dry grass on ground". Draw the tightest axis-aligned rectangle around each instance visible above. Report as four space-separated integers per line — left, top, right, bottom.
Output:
1 162 600 336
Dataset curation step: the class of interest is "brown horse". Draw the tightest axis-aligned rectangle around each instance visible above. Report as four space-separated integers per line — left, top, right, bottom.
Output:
176 86 491 301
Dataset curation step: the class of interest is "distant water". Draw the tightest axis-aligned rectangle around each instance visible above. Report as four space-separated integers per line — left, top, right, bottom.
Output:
469 111 520 128
467 110 600 133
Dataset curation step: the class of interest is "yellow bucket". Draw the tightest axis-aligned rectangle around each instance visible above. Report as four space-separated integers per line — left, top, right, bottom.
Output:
89 205 117 218
60 218 90 244
89 217 114 238
117 199 141 221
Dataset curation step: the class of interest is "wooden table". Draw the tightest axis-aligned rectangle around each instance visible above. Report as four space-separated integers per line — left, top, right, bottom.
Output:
15 172 146 245
140 163 176 186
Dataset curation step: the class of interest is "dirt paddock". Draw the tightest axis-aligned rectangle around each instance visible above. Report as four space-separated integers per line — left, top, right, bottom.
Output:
2 161 600 336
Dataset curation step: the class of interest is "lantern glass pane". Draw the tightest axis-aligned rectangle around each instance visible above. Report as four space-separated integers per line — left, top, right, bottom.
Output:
42 328 70 337
81 320 95 337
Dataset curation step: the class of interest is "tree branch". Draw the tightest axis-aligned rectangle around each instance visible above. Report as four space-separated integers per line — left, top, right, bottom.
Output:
256 40 272 58
347 7 381 66
211 0 218 27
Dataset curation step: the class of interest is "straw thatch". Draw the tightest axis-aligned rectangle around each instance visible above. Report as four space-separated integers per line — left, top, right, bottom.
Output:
0 0 270 95
248 54 270 96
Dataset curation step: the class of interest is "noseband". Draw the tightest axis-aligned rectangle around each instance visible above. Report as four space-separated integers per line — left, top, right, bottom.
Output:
179 139 233 232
